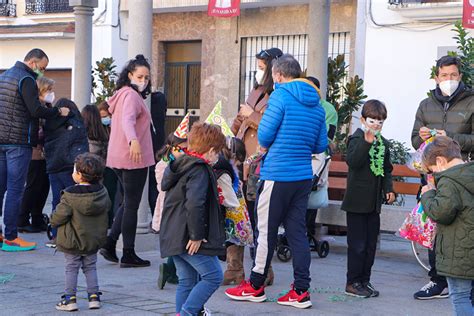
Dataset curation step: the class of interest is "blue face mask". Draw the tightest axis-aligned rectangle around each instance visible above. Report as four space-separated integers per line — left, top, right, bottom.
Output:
101 117 111 126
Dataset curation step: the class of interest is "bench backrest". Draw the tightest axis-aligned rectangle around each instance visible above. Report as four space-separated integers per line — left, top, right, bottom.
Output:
328 160 421 196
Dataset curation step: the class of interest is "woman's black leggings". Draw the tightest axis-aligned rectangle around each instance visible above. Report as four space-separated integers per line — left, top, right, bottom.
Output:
109 168 148 249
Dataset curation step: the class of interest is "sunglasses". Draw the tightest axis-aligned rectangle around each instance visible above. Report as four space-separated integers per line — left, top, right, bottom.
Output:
256 50 281 60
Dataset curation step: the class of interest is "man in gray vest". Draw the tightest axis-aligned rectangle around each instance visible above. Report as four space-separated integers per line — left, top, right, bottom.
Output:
0 48 69 252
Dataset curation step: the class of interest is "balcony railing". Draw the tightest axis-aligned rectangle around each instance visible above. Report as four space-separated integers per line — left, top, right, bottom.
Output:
25 0 73 15
389 0 461 4
0 3 16 17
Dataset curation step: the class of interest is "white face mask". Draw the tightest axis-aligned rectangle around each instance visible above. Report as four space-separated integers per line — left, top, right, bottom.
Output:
131 80 147 92
44 92 55 104
255 69 265 85
439 80 459 97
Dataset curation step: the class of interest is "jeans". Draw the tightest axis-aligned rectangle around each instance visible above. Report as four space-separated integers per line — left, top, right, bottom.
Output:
0 146 32 240
109 168 148 249
49 170 75 238
446 277 474 316
173 254 223 316
18 160 50 227
346 211 380 285
64 253 99 295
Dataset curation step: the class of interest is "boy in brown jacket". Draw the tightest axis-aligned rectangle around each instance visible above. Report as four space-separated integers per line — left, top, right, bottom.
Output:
51 153 111 312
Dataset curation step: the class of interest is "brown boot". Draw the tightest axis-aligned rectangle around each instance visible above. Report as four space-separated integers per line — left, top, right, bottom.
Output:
264 264 274 286
222 245 245 285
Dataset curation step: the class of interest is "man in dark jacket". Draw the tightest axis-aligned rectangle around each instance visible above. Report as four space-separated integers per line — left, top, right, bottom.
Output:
411 55 473 300
0 48 69 252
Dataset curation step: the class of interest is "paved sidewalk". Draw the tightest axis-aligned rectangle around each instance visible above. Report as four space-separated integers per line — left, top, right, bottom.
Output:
0 231 451 316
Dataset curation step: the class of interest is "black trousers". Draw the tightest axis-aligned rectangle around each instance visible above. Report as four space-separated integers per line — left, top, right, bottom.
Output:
346 211 380 285
109 168 148 249
17 160 50 227
428 241 448 287
148 164 158 216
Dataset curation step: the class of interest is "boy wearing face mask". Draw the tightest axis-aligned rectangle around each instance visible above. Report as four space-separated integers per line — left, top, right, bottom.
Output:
411 55 474 300
341 100 395 298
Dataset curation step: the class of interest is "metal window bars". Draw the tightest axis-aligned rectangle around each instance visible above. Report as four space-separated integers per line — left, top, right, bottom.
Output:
0 3 16 17
25 0 73 15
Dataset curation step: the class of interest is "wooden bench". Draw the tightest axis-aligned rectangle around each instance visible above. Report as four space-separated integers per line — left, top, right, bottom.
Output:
316 160 421 232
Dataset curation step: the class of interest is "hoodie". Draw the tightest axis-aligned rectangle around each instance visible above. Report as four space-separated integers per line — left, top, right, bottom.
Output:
106 86 155 170
51 184 111 255
258 79 328 182
421 162 474 279
160 155 226 258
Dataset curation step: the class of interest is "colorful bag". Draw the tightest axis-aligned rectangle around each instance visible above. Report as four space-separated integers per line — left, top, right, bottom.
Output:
225 187 254 247
399 202 437 249
407 136 435 172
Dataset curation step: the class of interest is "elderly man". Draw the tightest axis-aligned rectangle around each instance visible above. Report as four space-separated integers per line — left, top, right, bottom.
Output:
226 54 328 309
0 48 69 252
411 55 473 300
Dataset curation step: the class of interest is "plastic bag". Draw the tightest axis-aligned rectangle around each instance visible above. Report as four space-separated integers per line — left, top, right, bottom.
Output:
407 136 435 172
399 202 436 249
225 187 254 247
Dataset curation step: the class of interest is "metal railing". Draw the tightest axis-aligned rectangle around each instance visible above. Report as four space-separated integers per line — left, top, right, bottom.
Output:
389 0 461 4
0 3 16 17
25 0 73 14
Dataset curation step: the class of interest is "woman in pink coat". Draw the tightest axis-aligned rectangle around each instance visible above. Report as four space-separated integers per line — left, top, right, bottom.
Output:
99 55 155 268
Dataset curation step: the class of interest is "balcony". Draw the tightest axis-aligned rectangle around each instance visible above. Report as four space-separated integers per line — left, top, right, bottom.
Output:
25 0 73 15
0 3 16 17
388 0 462 21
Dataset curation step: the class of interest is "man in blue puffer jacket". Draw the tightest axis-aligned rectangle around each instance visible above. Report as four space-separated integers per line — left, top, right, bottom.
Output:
226 54 327 309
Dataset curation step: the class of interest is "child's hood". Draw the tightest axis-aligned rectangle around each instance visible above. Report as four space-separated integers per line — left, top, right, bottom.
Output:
161 155 208 192
436 162 474 195
62 186 110 216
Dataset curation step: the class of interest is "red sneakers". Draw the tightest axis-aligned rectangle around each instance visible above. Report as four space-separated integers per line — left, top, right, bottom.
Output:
277 285 312 309
225 280 267 303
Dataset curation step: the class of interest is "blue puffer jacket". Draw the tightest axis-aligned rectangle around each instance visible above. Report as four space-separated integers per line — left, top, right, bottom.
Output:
258 79 328 182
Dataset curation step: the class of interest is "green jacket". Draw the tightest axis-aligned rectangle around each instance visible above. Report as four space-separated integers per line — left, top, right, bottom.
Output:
411 85 473 160
421 162 474 280
321 99 338 142
51 184 111 255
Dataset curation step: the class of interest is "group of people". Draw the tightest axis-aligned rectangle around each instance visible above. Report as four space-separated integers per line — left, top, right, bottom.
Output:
0 47 472 316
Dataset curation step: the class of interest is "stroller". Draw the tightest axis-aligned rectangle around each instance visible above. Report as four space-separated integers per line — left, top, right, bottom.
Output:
276 212 330 262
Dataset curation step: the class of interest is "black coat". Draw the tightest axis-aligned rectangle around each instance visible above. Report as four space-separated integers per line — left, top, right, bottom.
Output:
160 155 226 258
150 92 167 159
341 129 394 214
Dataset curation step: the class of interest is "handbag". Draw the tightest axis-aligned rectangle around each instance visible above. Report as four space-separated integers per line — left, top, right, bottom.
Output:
307 154 331 209
399 202 436 249
225 187 254 246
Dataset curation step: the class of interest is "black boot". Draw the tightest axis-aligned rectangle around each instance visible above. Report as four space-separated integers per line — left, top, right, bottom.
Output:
99 237 119 263
120 248 151 268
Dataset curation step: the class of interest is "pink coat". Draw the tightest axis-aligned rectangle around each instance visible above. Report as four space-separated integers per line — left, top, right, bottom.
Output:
106 86 155 170
151 160 167 232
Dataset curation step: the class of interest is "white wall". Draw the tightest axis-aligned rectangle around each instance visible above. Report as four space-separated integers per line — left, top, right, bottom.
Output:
0 39 74 69
360 0 472 149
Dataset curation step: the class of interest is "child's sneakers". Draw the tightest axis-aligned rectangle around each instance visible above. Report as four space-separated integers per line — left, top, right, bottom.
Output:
225 280 267 302
277 285 312 309
0 234 3 247
345 282 371 298
1 237 36 252
56 295 78 312
88 292 102 309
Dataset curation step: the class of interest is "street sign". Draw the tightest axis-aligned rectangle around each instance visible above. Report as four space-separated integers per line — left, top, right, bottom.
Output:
463 0 474 29
208 0 240 17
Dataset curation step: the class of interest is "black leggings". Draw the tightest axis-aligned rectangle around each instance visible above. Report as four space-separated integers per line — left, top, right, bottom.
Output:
109 168 148 249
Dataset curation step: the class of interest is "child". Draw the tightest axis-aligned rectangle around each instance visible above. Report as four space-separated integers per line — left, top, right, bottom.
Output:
341 100 395 298
216 137 249 285
420 136 474 316
155 115 189 290
50 153 111 312
160 122 226 315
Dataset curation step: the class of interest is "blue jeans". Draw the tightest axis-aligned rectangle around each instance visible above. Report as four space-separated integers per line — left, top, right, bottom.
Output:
0 146 32 240
49 170 75 238
172 253 223 316
447 277 474 316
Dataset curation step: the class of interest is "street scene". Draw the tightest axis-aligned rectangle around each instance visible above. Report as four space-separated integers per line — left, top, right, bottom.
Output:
0 0 473 315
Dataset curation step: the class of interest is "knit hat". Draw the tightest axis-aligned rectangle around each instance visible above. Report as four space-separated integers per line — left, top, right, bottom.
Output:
174 113 190 139
256 47 283 60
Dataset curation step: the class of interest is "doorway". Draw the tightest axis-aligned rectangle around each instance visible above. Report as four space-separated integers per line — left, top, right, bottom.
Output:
164 41 202 136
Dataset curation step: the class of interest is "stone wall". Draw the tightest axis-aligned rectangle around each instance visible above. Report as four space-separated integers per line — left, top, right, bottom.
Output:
152 1 356 121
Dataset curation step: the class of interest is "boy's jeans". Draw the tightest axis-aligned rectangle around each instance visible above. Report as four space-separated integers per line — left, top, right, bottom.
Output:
64 253 99 296
172 253 223 316
49 171 75 238
446 277 474 316
0 146 32 240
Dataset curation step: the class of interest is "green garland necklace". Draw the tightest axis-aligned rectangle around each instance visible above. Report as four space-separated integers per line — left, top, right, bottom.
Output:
369 133 385 177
